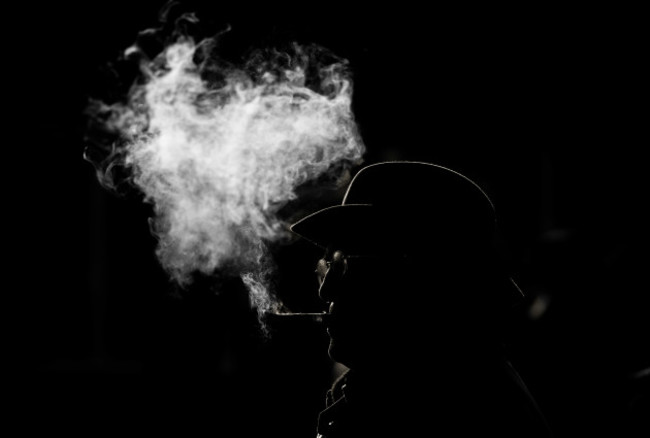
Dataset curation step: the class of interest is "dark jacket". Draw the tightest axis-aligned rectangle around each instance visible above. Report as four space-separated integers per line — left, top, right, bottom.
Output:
316 357 553 438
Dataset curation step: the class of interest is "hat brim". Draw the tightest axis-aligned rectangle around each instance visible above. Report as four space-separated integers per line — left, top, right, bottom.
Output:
289 204 383 255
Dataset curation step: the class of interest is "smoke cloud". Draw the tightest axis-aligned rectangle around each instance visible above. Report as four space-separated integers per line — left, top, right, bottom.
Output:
86 25 365 324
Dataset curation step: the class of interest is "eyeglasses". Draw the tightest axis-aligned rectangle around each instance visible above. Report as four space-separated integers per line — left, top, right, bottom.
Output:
315 250 407 287
315 252 349 287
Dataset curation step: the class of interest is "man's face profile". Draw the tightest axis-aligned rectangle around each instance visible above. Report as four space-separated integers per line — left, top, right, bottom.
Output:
315 248 413 369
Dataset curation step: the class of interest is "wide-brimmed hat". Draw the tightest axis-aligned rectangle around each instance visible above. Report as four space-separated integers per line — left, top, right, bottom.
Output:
291 161 496 253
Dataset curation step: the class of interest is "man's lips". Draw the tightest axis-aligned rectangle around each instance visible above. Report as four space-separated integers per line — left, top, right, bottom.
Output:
325 302 342 336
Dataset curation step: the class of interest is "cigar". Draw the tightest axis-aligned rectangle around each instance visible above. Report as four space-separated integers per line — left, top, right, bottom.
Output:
266 312 330 322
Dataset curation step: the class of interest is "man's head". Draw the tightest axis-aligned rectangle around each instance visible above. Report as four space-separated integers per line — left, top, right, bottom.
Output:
290 161 522 369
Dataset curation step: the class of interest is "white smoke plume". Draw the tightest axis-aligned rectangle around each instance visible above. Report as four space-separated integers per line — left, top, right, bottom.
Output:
86 27 365 323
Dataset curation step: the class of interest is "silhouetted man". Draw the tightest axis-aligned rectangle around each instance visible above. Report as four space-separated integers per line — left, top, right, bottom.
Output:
290 161 553 437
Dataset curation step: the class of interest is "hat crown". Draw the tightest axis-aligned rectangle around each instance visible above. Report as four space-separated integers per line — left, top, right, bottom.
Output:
342 161 496 229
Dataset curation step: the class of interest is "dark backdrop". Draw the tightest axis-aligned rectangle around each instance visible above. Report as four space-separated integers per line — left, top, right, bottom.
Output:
8 2 647 436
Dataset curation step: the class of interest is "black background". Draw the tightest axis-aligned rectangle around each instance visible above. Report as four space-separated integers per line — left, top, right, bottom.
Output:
8 1 648 436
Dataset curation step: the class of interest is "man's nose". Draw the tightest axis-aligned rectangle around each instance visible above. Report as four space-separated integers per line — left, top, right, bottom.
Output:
318 272 336 303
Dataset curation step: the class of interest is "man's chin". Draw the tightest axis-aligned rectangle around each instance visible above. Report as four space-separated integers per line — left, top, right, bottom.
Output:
328 340 349 367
